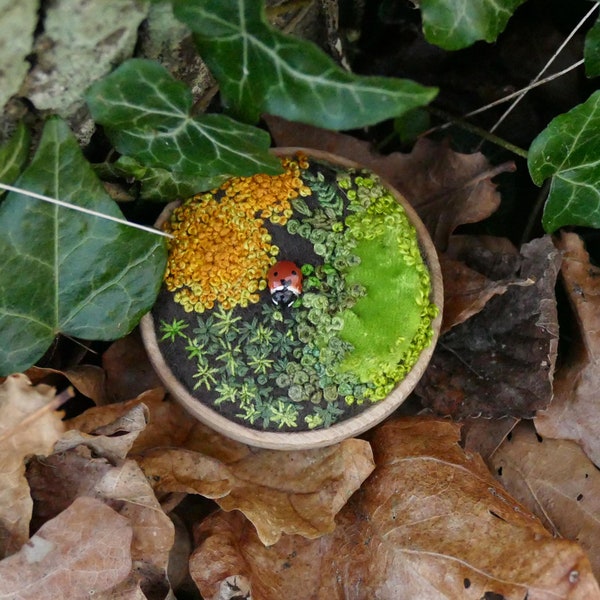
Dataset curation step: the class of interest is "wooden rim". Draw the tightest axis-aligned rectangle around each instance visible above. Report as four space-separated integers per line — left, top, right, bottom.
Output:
140 148 443 450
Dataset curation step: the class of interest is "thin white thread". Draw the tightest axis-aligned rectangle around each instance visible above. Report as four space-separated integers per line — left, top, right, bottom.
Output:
0 182 173 239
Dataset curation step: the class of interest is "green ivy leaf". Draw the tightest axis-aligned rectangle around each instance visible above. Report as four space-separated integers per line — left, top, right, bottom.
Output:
0 117 167 375
86 58 283 194
102 155 202 202
172 0 437 129
0 123 31 187
584 15 600 78
528 90 600 232
419 0 527 50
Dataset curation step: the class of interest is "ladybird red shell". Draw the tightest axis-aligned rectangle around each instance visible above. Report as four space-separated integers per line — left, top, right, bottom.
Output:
267 260 303 306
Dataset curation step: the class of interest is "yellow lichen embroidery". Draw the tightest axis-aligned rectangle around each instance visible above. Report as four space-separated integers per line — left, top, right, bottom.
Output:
163 155 312 313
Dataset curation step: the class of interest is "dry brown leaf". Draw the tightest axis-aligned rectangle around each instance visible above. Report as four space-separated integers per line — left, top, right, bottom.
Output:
27 451 174 598
68 392 374 546
490 422 600 579
0 496 132 599
138 435 374 546
102 329 163 403
440 254 518 333
135 448 232 499
417 236 560 418
28 403 175 598
440 235 523 332
26 364 108 404
57 402 149 461
266 115 513 250
66 388 196 453
461 415 520 460
0 373 65 558
535 232 600 465
190 418 600 600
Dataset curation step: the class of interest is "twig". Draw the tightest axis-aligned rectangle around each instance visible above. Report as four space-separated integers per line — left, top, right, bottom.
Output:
425 107 529 158
424 59 585 136
488 2 599 136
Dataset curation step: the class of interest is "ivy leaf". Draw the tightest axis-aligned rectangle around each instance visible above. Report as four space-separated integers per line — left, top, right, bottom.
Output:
584 15 600 78
0 117 167 376
0 123 31 187
86 58 282 194
101 156 202 202
172 0 437 129
418 0 527 50
528 90 600 232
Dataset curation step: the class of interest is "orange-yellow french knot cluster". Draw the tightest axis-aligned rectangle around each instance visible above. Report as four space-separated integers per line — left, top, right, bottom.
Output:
163 155 311 313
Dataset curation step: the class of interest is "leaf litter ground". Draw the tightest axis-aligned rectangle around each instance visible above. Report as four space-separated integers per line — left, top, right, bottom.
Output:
3 1 600 597
4 127 599 598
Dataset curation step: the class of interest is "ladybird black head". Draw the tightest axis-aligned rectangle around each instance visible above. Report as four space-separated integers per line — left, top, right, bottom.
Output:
271 288 300 307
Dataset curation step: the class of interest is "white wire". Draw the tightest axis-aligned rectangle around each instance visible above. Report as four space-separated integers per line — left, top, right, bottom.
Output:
0 181 173 239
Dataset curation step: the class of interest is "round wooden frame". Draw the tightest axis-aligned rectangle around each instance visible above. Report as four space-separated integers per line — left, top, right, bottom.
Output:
140 148 443 450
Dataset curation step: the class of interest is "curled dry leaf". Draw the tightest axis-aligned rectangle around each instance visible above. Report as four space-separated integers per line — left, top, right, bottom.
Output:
28 404 175 599
25 364 108 405
440 235 524 332
67 391 374 545
0 496 132 600
102 329 163 403
535 232 600 465
138 432 375 546
417 236 560 418
65 388 194 452
0 373 65 557
266 115 513 250
56 402 149 461
190 418 600 600
490 422 600 578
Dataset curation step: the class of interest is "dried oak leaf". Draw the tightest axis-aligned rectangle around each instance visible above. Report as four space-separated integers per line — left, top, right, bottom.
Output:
535 232 600 465
490 422 600 579
416 236 560 418
0 373 65 558
0 496 132 600
190 418 600 600
28 404 175 599
266 115 514 250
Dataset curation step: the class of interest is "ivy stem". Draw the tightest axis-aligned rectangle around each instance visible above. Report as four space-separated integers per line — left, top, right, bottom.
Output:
424 107 529 158
0 182 173 239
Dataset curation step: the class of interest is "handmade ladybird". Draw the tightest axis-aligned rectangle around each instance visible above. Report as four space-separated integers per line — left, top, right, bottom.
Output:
267 260 303 307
